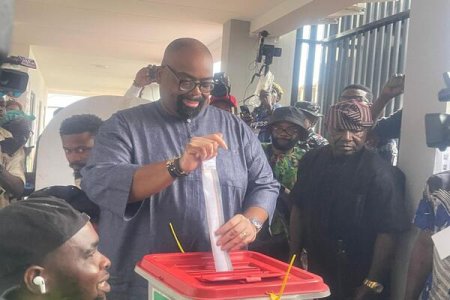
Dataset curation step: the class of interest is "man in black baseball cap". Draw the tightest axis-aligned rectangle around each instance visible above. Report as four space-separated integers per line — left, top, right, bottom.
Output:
295 101 328 151
0 197 111 300
249 106 308 262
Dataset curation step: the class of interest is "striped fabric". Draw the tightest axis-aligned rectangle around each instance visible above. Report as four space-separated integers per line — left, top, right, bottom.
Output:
325 100 373 131
426 188 450 300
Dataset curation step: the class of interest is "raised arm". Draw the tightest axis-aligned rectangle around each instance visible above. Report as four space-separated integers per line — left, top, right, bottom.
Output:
130 133 227 202
371 74 404 120
82 113 226 216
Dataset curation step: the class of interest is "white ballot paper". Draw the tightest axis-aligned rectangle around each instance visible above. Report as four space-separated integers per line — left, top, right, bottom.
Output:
202 157 233 272
431 226 450 260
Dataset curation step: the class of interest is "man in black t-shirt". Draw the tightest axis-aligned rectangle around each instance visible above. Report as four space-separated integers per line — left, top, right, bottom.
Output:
290 100 409 300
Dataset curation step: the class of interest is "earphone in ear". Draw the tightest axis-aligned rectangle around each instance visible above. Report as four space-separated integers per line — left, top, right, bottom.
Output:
32 276 46 294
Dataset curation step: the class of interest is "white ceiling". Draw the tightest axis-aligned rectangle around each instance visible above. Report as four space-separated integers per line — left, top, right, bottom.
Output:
11 0 360 96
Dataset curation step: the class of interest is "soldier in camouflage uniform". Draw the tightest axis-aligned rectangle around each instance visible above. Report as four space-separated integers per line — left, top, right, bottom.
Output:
249 106 308 262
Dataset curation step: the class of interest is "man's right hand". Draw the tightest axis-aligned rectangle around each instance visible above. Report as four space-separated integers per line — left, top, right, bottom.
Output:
133 66 156 88
380 73 405 100
178 133 228 173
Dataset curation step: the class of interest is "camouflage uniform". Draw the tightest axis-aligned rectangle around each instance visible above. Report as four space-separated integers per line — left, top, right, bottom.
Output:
249 144 306 262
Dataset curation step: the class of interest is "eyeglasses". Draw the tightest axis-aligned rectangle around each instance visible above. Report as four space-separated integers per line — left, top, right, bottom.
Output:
165 65 215 93
272 126 302 136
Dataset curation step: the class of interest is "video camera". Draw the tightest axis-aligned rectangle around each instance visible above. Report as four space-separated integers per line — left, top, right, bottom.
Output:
210 72 231 98
256 31 282 76
0 56 35 98
425 72 450 150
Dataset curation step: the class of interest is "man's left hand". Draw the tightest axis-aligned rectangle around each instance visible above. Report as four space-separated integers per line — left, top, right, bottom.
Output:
215 214 257 251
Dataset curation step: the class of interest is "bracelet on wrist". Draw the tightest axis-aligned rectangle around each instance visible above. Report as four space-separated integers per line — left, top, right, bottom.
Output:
363 279 383 294
166 157 188 178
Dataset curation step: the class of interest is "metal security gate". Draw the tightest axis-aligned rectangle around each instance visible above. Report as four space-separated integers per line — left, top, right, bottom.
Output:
292 0 411 119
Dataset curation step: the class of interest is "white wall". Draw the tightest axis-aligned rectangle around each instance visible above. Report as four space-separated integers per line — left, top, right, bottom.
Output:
221 19 259 105
267 30 296 106
140 84 160 101
28 48 48 137
35 95 148 189
221 19 296 108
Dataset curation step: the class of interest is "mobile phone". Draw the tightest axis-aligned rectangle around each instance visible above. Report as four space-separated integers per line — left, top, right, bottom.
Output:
147 65 159 83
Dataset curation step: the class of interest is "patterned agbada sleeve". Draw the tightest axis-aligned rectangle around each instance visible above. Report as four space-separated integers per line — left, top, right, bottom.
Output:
413 184 435 231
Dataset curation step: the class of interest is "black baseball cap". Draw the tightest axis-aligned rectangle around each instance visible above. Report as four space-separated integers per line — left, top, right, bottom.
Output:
268 106 308 129
0 197 90 277
295 101 323 117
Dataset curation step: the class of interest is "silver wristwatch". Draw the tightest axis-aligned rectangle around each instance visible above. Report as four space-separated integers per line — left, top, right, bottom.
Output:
249 218 263 233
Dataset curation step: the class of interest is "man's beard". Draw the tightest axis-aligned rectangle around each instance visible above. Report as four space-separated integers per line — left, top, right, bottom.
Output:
176 93 206 120
70 164 84 179
272 137 298 151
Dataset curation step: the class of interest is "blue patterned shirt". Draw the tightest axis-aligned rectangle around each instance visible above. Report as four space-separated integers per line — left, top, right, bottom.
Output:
414 171 450 300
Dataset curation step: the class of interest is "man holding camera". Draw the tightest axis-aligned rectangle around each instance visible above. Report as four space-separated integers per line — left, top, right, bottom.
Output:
242 82 284 142
209 73 238 114
124 65 158 100
0 98 26 208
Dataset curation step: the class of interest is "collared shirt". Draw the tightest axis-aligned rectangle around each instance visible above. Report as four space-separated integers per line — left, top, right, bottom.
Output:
414 171 450 300
291 146 408 298
82 101 279 299
0 128 25 208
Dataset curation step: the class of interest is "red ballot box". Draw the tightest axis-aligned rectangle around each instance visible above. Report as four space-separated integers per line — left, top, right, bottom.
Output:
135 251 330 300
